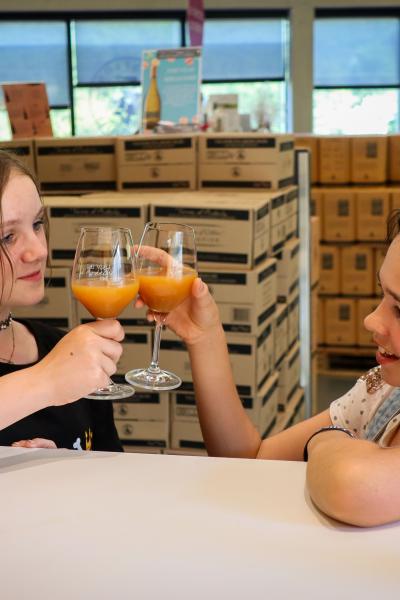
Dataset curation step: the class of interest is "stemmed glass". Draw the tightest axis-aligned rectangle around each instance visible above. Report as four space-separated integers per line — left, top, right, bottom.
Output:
125 222 197 391
71 226 139 400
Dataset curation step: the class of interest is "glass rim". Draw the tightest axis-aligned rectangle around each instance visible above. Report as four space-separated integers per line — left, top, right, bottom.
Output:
79 226 133 234
144 222 195 233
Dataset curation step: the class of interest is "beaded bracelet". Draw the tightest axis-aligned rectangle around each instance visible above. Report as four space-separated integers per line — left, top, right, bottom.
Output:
303 425 356 462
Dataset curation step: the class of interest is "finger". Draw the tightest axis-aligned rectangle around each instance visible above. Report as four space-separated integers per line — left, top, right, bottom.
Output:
12 440 30 447
27 438 57 449
85 319 124 342
98 338 123 364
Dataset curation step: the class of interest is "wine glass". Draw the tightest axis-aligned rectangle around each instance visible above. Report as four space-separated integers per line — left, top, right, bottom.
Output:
125 222 197 391
71 226 139 400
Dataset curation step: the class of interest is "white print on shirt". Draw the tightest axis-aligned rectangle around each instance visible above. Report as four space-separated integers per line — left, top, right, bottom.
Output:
73 437 83 451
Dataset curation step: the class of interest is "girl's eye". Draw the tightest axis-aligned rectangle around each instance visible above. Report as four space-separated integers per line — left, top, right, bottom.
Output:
33 219 44 231
1 233 14 246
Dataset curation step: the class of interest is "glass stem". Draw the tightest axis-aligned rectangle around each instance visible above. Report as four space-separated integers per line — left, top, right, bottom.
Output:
149 320 163 374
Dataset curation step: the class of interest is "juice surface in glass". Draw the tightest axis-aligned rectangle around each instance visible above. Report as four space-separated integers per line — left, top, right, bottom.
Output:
72 277 139 318
139 267 197 313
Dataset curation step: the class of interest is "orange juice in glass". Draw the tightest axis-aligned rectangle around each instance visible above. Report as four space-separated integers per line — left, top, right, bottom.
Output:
125 223 197 391
72 226 138 400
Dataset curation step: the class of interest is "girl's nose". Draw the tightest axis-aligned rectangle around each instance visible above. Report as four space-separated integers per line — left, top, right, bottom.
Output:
364 304 388 338
21 235 47 263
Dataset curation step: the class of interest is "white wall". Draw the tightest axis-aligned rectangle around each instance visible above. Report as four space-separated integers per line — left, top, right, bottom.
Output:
1 0 400 131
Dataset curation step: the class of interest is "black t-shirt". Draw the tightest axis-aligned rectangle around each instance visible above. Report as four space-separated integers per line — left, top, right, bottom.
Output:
0 319 123 452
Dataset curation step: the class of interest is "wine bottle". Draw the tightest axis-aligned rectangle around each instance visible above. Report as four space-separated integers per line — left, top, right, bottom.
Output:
143 60 161 130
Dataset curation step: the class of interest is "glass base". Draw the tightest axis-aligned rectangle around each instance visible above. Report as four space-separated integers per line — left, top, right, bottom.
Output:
85 383 135 400
125 368 182 391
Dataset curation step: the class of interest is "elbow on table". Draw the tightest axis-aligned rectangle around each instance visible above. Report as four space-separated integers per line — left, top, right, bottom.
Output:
308 458 390 528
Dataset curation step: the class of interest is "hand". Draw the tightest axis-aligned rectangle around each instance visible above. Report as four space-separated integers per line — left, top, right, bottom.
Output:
30 320 124 407
12 438 57 449
136 277 222 347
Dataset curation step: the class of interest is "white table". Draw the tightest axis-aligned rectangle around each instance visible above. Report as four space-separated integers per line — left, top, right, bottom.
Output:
0 446 398 599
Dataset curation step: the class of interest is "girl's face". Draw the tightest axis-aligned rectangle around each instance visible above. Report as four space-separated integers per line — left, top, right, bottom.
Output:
364 234 400 386
0 171 47 314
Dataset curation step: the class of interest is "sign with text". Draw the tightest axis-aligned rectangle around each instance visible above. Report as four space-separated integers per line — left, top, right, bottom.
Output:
2 82 53 138
141 48 202 131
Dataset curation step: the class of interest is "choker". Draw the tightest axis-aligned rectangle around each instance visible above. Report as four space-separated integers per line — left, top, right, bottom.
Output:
0 313 12 331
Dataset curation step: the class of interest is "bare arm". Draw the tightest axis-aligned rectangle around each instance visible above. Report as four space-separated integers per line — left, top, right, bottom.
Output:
0 319 124 431
162 278 332 459
306 431 400 527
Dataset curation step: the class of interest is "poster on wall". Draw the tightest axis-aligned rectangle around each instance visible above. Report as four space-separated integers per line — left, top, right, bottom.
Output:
2 82 53 138
141 47 202 132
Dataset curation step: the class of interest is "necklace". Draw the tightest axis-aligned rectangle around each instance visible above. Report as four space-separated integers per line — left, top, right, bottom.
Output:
0 312 12 331
0 323 15 364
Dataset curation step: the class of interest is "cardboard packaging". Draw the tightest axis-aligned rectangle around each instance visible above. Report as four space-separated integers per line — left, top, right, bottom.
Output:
351 135 388 184
113 392 169 422
35 136 117 192
116 133 197 191
149 191 272 269
318 298 325 345
321 188 356 241
310 188 323 220
275 238 300 302
277 341 300 410
170 419 205 451
356 298 379 346
318 136 351 184
374 246 386 295
319 246 340 294
44 194 148 266
115 419 168 449
199 258 277 335
115 328 153 377
273 303 288 368
340 245 374 296
287 289 300 348
0 138 36 173
324 298 356 346
160 324 274 397
198 132 295 190
391 188 400 211
294 135 318 183
259 372 279 437
355 189 390 241
389 136 400 182
12 267 76 329
311 285 319 353
310 216 320 286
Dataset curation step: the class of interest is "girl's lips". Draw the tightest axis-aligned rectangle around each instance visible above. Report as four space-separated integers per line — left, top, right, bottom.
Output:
18 270 42 282
376 350 400 365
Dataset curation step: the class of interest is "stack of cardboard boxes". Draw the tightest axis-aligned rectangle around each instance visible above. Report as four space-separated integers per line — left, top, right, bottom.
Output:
7 131 305 452
295 134 397 361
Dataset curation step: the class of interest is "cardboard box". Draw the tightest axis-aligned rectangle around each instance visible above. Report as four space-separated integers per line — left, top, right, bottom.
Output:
324 298 356 346
149 191 272 269
287 290 300 347
310 216 320 285
13 267 76 329
113 392 169 422
0 138 36 173
355 189 390 241
44 194 148 266
351 135 388 184
311 286 319 352
318 298 325 345
275 238 300 302
170 419 205 451
278 341 300 409
198 132 295 190
321 188 356 241
116 133 197 191
340 245 374 296
35 136 117 192
259 372 279 436
310 188 323 220
294 135 318 183
318 136 351 184
374 246 386 295
199 258 277 334
273 303 288 367
116 328 153 377
389 136 400 182
356 298 379 346
115 419 168 449
160 324 274 396
319 245 340 294
391 188 400 211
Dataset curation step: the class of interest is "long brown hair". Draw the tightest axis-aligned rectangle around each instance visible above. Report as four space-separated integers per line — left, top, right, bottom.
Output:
0 150 49 303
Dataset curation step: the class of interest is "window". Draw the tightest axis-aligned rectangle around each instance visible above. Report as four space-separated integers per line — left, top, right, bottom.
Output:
0 11 289 139
313 11 400 134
